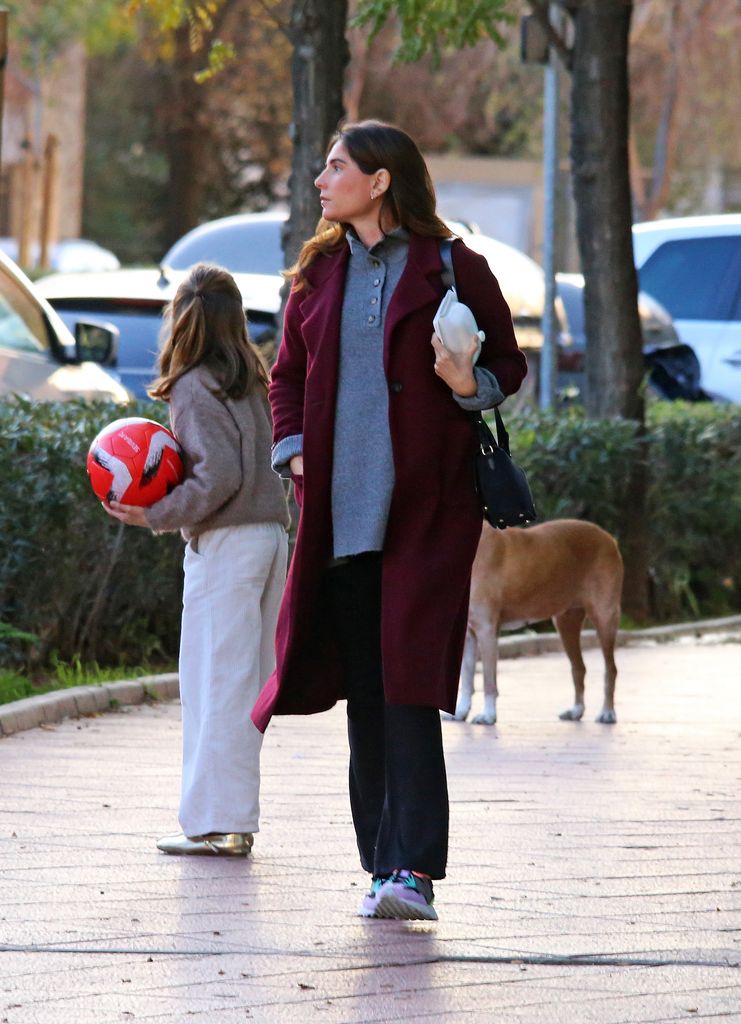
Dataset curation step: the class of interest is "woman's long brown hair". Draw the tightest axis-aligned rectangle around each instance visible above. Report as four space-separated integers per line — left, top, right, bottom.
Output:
149 263 269 401
288 120 452 292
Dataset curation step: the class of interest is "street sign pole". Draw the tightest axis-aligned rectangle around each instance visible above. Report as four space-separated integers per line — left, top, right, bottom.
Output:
539 3 561 410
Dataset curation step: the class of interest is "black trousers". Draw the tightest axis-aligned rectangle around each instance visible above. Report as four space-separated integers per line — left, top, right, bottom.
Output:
324 552 449 879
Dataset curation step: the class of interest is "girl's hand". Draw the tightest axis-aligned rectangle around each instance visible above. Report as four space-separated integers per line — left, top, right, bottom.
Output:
430 332 478 397
289 455 304 476
104 500 149 528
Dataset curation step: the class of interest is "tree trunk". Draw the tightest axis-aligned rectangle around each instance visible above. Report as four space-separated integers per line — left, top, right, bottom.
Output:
570 1 643 420
569 0 649 620
161 26 208 249
281 0 348 548
283 0 349 270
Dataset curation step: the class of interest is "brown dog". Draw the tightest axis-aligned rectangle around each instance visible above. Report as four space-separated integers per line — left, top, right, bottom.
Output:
450 519 623 725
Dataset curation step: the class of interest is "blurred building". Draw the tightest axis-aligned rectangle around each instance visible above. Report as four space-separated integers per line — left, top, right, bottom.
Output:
427 153 579 271
1 43 86 264
427 154 544 260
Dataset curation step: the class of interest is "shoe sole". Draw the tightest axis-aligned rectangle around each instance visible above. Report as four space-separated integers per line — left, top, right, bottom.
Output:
374 893 438 921
157 846 251 856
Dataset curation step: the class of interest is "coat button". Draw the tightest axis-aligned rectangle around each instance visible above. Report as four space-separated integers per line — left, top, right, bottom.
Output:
389 381 403 393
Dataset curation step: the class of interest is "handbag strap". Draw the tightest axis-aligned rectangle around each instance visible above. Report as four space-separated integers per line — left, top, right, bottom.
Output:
439 238 455 290
492 407 510 454
438 239 511 456
474 409 511 456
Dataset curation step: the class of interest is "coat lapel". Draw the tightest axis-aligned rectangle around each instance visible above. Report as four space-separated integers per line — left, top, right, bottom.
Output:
383 234 443 366
297 246 350 374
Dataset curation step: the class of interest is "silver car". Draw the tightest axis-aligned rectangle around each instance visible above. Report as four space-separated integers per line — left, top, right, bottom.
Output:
0 249 127 402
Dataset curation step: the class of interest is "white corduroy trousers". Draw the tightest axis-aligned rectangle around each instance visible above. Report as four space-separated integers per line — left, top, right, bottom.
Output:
177 521 288 838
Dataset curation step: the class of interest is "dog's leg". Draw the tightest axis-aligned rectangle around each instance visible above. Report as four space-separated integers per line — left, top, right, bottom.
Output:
553 608 586 721
591 606 619 724
471 624 498 725
443 629 476 721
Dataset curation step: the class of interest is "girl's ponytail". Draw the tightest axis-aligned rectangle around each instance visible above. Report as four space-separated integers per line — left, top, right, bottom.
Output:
149 263 268 402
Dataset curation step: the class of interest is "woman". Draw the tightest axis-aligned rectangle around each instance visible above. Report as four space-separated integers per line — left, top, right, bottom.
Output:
252 120 527 919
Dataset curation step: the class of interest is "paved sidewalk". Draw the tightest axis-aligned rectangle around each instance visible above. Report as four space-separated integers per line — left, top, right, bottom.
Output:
0 636 739 1022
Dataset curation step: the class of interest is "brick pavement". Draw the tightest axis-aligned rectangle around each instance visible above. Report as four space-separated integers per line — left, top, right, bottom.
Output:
0 636 739 1022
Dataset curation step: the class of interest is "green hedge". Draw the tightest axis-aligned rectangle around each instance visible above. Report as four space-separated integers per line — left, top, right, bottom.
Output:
0 397 739 672
0 397 183 671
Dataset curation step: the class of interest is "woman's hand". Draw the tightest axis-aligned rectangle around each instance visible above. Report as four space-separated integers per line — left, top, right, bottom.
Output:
289 455 304 476
430 332 478 397
104 500 149 528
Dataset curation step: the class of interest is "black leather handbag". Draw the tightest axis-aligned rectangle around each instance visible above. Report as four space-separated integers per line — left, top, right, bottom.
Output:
438 237 536 529
473 407 536 530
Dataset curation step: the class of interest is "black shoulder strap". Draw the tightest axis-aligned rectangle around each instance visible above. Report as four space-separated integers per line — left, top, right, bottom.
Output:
493 407 510 454
439 238 455 291
440 238 508 448
473 409 510 456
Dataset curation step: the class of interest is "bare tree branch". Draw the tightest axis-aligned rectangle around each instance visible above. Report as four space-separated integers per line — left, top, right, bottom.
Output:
252 0 292 39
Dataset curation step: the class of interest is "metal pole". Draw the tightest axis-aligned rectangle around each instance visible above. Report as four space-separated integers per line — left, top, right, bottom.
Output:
539 3 561 410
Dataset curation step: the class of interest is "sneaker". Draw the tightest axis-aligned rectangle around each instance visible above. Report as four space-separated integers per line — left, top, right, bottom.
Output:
359 874 390 917
374 869 438 921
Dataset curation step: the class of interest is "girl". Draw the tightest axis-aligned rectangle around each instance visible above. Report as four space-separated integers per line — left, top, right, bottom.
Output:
250 121 527 917
106 263 289 856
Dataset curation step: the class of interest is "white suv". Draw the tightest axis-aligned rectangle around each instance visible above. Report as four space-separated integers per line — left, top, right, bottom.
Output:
633 214 741 403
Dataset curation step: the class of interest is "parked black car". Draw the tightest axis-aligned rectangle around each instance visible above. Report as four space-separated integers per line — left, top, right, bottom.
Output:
556 272 706 402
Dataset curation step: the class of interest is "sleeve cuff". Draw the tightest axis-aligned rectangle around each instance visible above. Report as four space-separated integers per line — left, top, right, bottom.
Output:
142 507 175 534
453 367 505 411
272 433 303 478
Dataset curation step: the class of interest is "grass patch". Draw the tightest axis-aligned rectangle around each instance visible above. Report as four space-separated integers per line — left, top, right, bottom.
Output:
0 657 176 707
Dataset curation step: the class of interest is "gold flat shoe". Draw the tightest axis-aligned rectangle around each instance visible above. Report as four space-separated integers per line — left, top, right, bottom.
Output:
156 831 254 856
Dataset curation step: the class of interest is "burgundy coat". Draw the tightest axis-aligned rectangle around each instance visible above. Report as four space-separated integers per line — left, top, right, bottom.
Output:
252 233 527 732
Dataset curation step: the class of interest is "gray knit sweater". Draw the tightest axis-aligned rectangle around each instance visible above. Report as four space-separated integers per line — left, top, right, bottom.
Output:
145 363 289 541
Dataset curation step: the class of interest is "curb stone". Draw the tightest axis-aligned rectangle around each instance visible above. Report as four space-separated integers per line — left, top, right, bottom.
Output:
498 612 741 658
0 673 179 737
1 615 740 739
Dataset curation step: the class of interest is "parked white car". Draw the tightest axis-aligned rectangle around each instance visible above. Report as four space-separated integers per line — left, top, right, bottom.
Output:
0 249 128 402
633 214 741 403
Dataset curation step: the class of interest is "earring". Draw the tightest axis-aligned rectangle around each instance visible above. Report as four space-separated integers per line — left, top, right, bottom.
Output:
370 190 376 199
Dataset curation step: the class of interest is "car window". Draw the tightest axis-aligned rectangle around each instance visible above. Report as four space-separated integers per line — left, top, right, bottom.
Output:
0 265 50 353
729 279 741 322
164 221 285 275
53 304 164 399
638 236 741 320
559 284 585 337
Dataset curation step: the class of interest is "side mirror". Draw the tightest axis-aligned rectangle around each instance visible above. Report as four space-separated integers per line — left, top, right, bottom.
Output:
74 320 119 366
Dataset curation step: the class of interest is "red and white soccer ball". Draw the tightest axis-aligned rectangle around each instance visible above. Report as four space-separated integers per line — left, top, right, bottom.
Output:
87 417 184 507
